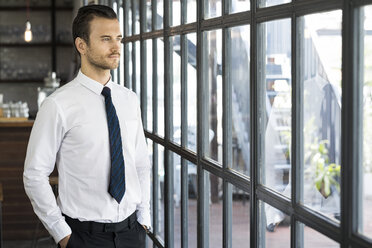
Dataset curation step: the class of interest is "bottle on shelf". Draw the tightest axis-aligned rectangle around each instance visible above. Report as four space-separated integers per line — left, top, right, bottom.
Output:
37 71 60 108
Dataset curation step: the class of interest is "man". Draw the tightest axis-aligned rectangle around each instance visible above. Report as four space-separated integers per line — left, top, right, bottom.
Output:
24 4 151 248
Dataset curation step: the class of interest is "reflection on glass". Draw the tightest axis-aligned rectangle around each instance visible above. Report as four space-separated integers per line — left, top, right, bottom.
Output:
173 36 181 144
158 38 165 137
231 0 250 13
362 4 372 239
206 29 223 165
229 25 251 177
207 171 222 247
232 186 250 247
146 40 153 132
187 33 197 152
303 223 339 247
260 18 292 230
259 0 291 8
260 201 290 247
205 0 221 19
301 11 342 222
187 0 197 23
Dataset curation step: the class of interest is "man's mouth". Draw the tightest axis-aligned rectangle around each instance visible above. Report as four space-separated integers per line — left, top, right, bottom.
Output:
109 54 120 58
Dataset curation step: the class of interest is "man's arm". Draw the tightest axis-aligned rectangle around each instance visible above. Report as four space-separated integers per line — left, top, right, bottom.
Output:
134 101 152 229
23 98 71 244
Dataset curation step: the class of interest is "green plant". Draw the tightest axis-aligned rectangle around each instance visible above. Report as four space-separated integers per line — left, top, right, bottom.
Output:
307 140 341 198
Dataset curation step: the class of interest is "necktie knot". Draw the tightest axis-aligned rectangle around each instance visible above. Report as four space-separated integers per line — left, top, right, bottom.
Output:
102 86 111 98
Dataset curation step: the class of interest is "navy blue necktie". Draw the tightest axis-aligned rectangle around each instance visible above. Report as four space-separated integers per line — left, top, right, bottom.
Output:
101 86 126 203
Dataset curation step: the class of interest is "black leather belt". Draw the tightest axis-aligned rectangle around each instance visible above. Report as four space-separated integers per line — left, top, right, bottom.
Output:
63 211 137 233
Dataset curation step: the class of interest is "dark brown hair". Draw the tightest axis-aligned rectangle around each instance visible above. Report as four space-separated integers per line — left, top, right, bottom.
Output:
72 4 117 53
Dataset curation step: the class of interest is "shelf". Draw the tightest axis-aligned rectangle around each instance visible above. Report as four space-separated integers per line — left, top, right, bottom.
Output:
0 6 72 11
0 79 44 83
0 43 72 47
0 78 68 83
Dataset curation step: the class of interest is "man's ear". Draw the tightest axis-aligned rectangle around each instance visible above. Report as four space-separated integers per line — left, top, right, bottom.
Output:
75 37 87 56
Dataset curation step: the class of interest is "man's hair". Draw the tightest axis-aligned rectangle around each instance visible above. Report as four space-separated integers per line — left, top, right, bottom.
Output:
72 4 117 52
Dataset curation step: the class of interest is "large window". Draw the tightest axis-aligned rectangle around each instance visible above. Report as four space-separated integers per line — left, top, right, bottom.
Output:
106 0 372 247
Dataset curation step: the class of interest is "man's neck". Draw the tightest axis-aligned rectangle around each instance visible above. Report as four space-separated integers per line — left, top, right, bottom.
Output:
81 65 111 85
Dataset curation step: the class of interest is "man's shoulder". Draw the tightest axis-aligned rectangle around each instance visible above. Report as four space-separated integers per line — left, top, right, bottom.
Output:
111 83 138 101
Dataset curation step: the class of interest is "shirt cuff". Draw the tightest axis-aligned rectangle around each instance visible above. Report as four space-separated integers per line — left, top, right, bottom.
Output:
136 209 152 229
50 218 72 244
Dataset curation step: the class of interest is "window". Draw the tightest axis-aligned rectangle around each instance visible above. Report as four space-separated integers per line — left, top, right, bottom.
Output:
113 0 372 247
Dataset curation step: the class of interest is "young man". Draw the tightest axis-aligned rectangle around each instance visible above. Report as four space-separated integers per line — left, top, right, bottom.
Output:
24 5 151 248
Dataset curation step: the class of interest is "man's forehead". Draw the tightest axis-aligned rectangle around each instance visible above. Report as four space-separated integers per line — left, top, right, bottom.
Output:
89 17 120 34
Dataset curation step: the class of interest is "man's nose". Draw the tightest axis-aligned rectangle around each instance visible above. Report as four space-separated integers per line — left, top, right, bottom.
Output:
112 40 121 51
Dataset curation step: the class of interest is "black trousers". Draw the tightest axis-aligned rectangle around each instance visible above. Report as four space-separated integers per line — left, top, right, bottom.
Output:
61 212 146 248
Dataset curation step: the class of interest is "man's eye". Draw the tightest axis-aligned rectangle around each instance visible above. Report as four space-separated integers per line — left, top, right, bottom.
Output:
102 37 110 41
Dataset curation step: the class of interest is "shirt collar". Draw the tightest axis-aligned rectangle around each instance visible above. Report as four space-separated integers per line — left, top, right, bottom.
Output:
77 70 113 95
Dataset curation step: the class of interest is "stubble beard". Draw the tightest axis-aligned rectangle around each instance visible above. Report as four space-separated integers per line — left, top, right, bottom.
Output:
86 51 120 71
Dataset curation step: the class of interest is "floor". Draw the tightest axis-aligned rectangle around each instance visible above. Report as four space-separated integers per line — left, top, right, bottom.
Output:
3 198 372 248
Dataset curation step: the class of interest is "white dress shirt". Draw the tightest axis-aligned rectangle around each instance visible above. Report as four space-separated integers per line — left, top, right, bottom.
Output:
23 70 151 243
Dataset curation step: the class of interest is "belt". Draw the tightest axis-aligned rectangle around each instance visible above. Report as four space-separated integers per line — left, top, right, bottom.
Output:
63 211 137 233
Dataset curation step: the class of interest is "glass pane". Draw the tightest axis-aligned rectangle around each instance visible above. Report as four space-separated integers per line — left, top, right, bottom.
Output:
156 0 164 30
259 0 291 8
188 161 198 247
133 0 140 35
127 0 132 36
206 29 223 165
260 19 292 200
300 11 342 222
158 38 165 137
260 201 291 247
187 33 197 152
187 0 197 23
157 144 165 242
303 223 339 247
207 172 222 247
135 41 141 101
146 0 152 32
119 6 125 87
173 152 181 247
173 36 181 144
230 0 250 13
362 4 372 239
146 236 153 248
173 0 181 26
146 39 153 132
229 25 251 177
128 42 133 89
205 0 222 19
232 186 250 247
